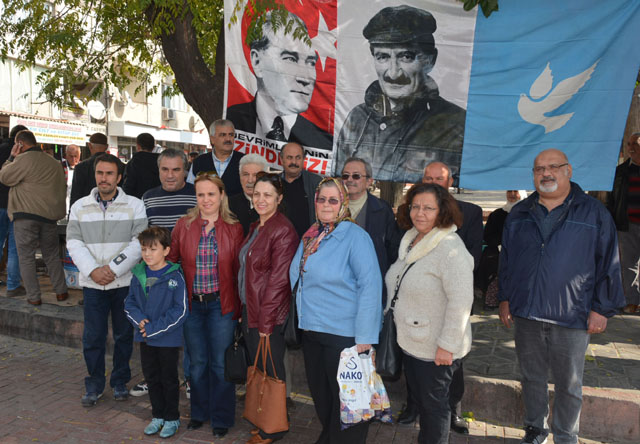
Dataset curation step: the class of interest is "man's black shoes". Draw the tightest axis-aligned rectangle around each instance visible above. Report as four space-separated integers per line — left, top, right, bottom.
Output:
451 414 469 434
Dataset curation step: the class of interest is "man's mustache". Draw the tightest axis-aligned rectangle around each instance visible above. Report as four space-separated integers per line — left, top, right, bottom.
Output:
288 163 300 168
383 74 411 85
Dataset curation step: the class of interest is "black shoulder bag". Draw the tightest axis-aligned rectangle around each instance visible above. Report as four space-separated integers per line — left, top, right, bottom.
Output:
375 262 415 379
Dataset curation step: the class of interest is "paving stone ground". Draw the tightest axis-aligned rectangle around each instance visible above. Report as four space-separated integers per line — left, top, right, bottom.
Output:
0 335 611 444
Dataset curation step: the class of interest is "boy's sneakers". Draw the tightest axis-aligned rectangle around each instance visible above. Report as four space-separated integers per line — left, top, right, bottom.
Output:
129 381 149 397
520 426 548 444
144 418 164 435
159 419 180 438
114 384 129 401
81 391 103 407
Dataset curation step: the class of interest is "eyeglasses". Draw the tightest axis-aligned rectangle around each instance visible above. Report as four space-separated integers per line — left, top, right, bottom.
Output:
255 171 283 192
532 163 568 175
410 204 438 213
316 196 341 205
341 173 369 181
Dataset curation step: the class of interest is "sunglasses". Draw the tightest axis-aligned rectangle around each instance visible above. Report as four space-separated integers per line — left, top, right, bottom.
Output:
316 196 341 205
341 173 368 180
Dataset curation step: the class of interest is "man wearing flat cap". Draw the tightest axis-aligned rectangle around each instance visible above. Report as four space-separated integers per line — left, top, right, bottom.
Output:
70 132 110 209
334 5 466 183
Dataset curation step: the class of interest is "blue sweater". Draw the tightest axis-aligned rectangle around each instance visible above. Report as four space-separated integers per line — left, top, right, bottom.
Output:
289 221 382 344
124 262 188 347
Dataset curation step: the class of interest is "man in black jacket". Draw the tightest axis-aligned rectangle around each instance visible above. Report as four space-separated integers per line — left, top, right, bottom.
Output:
341 157 401 306
0 124 27 295
122 133 160 199
69 132 109 208
228 153 267 235
606 132 640 313
396 161 482 434
187 119 244 197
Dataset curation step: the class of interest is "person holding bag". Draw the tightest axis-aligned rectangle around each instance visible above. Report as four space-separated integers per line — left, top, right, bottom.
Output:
289 177 382 444
168 173 243 439
387 183 474 444
238 172 298 444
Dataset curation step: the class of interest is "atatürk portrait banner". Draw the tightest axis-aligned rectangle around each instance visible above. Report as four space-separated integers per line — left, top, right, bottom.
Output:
224 0 640 190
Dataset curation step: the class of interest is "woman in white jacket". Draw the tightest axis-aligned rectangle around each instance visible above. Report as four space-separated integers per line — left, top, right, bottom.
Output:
385 183 474 444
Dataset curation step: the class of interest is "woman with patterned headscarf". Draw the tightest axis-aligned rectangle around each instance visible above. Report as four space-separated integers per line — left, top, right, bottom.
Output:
289 177 382 444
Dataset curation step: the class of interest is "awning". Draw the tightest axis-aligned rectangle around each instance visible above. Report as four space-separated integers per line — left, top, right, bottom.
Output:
108 121 209 146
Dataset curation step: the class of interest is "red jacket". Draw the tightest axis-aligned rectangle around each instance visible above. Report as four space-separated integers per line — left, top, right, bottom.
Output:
240 211 299 334
169 214 243 318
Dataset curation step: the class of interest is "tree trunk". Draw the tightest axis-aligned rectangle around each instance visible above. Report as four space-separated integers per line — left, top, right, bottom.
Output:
378 181 405 208
145 1 225 130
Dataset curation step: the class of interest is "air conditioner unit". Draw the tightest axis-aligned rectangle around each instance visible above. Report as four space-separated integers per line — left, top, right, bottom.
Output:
162 108 176 120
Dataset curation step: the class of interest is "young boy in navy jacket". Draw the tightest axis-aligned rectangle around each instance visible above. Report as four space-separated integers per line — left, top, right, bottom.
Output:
124 226 188 438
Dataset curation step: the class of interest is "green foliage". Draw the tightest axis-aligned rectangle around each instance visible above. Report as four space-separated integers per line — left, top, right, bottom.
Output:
461 0 499 18
0 0 224 107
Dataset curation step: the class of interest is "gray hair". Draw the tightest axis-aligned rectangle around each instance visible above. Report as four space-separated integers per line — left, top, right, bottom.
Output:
343 157 372 178
239 153 268 172
209 119 235 136
157 148 188 171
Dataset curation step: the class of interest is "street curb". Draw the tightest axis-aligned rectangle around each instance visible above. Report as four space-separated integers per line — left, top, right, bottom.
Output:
1 300 638 443
464 375 640 443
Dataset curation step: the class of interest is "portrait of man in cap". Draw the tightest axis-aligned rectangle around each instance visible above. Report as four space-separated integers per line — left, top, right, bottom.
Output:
226 11 333 150
334 5 467 183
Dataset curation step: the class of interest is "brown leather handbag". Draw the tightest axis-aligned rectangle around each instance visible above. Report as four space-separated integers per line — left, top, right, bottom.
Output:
242 336 289 434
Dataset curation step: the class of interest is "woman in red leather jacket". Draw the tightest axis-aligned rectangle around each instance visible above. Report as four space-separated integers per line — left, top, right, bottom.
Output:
238 172 298 444
168 173 243 439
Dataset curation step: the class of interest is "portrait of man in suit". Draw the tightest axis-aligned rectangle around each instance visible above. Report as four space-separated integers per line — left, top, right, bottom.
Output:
226 11 333 150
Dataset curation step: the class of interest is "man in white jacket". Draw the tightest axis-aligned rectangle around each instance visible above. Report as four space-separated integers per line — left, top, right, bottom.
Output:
67 153 148 407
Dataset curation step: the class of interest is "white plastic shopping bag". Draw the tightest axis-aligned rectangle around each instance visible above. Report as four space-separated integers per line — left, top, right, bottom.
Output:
337 346 392 429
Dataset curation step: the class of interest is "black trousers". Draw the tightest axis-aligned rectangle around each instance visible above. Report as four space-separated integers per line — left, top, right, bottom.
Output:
302 331 369 444
242 309 288 441
140 342 180 421
404 353 461 444
405 357 465 415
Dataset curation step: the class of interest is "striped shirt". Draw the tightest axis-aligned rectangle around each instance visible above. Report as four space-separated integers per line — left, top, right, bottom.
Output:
142 183 197 231
193 222 219 295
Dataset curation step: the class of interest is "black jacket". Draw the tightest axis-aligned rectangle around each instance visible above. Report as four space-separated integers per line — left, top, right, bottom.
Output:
226 100 333 150
457 199 483 271
122 151 160 199
70 153 102 209
362 192 402 306
191 150 244 197
607 158 631 231
0 139 14 209
228 192 258 236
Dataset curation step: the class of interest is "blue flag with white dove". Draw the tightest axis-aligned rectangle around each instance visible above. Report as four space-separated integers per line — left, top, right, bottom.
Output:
461 0 640 190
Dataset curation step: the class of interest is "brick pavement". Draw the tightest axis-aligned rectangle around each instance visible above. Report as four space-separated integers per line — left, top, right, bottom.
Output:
0 335 614 444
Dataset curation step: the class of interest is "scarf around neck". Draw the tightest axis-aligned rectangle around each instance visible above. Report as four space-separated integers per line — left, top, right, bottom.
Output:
299 177 353 270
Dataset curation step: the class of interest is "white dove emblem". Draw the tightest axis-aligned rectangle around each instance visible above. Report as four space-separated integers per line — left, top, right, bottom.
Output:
517 61 598 133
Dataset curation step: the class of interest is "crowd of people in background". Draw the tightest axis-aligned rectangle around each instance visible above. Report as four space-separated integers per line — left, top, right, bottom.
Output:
0 121 633 444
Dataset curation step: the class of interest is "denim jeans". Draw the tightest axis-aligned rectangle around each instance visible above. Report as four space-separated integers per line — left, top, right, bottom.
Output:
183 299 237 429
404 352 461 444
514 317 590 444
82 286 133 394
0 208 21 290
